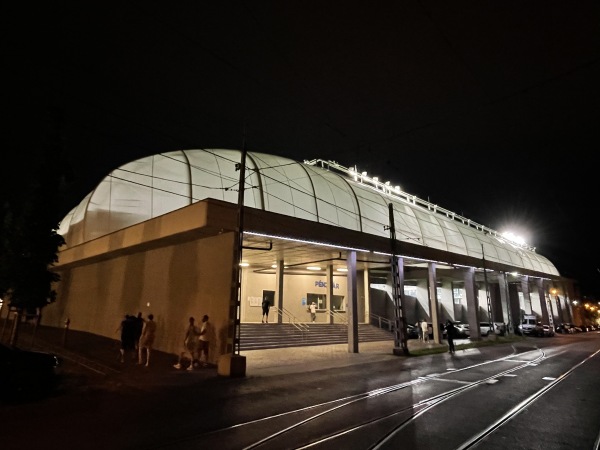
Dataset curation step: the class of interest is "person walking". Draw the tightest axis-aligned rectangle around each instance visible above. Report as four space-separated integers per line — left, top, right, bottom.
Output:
173 317 200 370
420 319 429 342
309 302 317 323
416 320 423 341
445 320 457 353
261 297 271 323
133 312 144 352
198 315 212 367
138 314 157 367
116 314 136 362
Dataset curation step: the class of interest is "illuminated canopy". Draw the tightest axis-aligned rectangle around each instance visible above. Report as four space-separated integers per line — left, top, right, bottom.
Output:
58 149 559 276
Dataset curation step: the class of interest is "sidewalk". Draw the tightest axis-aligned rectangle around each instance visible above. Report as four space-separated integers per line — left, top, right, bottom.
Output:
1 321 464 389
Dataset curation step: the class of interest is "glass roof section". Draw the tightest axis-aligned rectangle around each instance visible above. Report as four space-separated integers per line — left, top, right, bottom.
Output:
57 149 560 276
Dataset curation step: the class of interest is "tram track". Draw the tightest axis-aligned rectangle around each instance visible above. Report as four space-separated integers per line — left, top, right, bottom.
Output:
158 346 546 449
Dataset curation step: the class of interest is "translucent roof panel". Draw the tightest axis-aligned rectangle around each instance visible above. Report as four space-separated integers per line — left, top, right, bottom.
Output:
58 149 560 277
303 165 362 231
251 153 318 222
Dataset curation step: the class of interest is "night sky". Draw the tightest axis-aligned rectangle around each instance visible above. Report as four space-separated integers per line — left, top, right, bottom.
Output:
9 2 600 298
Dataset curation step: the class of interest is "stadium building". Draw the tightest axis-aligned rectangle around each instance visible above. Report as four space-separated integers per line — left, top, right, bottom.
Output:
44 149 576 375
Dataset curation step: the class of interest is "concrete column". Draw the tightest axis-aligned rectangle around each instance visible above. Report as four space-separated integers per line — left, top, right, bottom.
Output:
427 262 441 344
328 265 334 324
521 277 532 314
507 279 522 333
551 285 565 324
497 272 510 329
537 278 550 324
363 269 370 322
464 268 481 339
562 281 574 323
276 260 284 324
347 251 358 353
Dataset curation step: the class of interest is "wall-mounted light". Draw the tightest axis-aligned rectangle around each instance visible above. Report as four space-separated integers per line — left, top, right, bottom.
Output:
239 262 249 267
307 266 322 271
337 267 348 272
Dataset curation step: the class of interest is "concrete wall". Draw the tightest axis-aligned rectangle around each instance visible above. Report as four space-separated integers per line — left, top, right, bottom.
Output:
44 232 235 364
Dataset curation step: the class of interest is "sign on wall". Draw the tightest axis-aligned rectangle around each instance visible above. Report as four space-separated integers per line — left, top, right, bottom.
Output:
248 296 262 307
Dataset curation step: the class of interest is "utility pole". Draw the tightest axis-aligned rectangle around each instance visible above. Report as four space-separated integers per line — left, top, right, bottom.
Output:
219 143 247 377
481 244 494 327
386 203 409 356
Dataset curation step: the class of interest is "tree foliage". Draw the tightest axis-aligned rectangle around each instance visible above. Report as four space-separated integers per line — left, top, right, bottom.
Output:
0 110 71 314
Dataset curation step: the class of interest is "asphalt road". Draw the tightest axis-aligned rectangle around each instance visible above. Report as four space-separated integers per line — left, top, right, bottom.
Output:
1 332 599 450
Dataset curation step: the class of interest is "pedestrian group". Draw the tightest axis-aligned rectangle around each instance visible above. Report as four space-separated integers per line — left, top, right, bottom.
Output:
116 312 212 370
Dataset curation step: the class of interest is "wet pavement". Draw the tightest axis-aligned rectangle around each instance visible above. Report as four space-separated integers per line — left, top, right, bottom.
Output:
1 321 472 391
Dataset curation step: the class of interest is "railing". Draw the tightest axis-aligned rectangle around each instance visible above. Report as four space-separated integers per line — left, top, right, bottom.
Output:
275 307 309 335
329 310 348 325
369 313 395 332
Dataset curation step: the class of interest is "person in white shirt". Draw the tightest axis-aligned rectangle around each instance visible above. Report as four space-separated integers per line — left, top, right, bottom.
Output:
309 302 317 323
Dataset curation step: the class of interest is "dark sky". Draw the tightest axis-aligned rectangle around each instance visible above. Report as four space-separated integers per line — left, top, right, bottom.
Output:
10 2 600 299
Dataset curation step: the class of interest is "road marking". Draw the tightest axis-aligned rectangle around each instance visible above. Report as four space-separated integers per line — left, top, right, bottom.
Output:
528 363 539 366
502 374 517 377
446 368 457 371
430 378 471 385
486 379 499 384
542 377 556 381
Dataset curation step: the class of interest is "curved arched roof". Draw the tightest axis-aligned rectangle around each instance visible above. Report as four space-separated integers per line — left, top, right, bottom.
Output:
58 149 560 276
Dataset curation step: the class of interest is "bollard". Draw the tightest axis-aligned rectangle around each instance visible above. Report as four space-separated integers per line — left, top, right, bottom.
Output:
62 317 70 347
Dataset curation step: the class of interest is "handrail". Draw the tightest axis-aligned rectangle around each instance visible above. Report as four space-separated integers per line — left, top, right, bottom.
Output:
369 313 394 332
275 307 309 333
329 310 348 325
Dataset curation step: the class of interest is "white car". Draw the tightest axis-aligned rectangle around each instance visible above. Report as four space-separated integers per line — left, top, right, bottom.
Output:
479 322 506 336
454 322 470 338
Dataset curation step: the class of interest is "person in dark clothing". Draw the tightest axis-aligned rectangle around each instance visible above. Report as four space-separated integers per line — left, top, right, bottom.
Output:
445 320 457 354
261 297 271 323
116 315 136 362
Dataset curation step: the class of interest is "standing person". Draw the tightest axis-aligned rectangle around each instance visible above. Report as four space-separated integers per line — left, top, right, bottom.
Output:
261 297 271 323
173 317 200 370
198 315 212 367
116 314 136 363
416 320 423 341
420 319 429 342
445 320 457 354
309 302 317 323
138 314 157 367
133 312 144 352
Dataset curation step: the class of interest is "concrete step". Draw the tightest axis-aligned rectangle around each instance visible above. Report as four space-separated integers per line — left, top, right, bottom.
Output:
239 323 393 351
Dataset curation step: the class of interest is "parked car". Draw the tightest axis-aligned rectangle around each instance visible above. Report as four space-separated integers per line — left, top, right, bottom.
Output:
542 324 555 337
454 322 470 338
405 323 419 339
555 323 573 334
518 315 544 337
479 322 506 336
0 343 60 401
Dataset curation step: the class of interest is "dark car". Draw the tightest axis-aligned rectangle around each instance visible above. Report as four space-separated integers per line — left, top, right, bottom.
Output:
405 324 419 339
0 343 60 401
555 323 575 334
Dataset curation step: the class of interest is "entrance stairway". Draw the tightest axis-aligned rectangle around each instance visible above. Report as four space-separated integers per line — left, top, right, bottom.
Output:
239 323 393 351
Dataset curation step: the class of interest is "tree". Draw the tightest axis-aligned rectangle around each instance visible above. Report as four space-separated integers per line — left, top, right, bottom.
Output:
0 108 71 345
